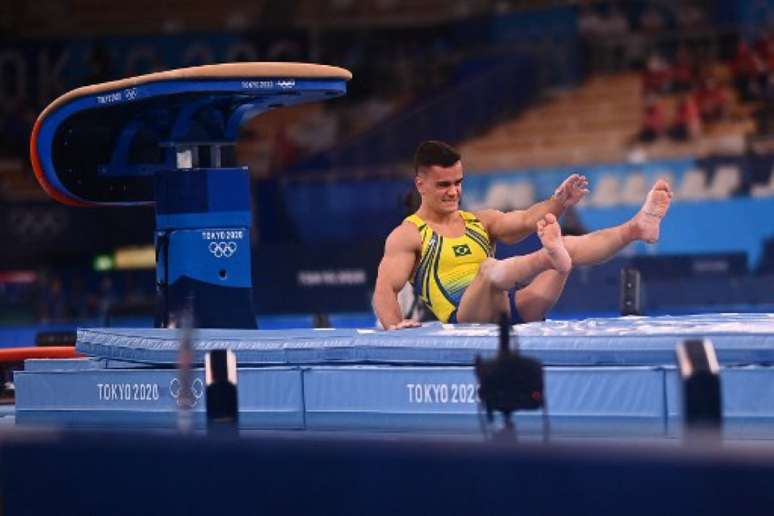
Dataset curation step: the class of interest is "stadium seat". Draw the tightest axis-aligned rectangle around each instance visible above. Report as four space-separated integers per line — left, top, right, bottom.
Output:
483 181 535 210
751 166 774 198
677 169 709 201
620 172 647 205
706 165 741 199
589 174 621 206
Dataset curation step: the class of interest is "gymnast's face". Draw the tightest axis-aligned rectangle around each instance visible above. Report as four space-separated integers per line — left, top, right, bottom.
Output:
416 160 463 215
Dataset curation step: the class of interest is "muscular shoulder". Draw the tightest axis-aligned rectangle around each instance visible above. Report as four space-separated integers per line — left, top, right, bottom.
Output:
385 221 422 253
470 209 503 235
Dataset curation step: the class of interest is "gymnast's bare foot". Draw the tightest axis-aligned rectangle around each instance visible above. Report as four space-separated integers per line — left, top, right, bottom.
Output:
632 179 673 243
537 214 572 273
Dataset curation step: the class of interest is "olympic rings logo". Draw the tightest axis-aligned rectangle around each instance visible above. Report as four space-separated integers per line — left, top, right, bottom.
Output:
209 241 237 258
169 377 204 408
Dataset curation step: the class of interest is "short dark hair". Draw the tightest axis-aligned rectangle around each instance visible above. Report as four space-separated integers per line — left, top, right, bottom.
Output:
414 140 461 175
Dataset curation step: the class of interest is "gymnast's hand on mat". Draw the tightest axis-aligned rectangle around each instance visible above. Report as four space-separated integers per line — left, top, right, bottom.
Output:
553 174 589 208
387 319 422 330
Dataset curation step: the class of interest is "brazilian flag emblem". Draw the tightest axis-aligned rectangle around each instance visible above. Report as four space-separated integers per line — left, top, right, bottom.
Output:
452 244 472 257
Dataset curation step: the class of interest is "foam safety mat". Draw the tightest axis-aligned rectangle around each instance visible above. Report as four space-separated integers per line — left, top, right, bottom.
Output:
15 314 774 437
15 365 303 429
75 313 774 367
15 358 774 437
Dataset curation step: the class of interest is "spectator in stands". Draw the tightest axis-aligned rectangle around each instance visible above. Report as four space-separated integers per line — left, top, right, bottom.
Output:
670 92 702 141
731 41 766 102
695 75 730 123
670 47 697 93
638 94 668 142
642 54 671 95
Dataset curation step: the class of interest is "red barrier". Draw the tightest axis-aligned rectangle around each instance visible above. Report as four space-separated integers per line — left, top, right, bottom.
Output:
0 347 82 363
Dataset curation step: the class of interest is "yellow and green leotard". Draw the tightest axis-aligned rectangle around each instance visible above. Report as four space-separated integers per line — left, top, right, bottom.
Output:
405 210 494 323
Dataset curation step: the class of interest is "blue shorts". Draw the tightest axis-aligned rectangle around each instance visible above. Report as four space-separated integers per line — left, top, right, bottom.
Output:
447 288 525 324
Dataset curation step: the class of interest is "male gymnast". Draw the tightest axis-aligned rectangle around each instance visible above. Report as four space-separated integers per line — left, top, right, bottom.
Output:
373 140 672 330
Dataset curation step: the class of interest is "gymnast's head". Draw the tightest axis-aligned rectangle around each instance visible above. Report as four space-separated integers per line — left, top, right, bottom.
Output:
413 140 463 214
414 140 461 176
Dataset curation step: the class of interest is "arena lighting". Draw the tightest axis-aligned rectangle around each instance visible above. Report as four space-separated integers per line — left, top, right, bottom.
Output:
474 313 547 441
676 338 722 438
92 254 114 271
114 245 156 270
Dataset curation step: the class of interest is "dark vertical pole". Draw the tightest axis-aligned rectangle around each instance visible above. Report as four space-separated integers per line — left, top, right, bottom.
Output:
205 349 239 436
676 339 722 440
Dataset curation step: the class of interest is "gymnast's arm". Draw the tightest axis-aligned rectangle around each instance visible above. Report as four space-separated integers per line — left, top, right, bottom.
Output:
373 223 422 330
478 173 589 244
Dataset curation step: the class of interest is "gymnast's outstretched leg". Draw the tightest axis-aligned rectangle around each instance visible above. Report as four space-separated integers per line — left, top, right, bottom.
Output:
515 179 672 322
563 179 673 265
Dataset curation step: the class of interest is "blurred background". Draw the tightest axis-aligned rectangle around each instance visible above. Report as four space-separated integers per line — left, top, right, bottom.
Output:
2 0 774 334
